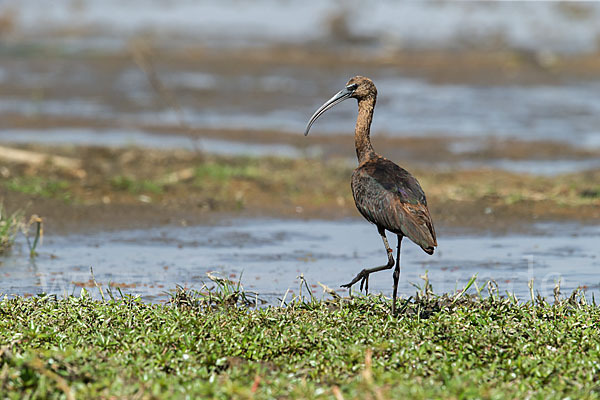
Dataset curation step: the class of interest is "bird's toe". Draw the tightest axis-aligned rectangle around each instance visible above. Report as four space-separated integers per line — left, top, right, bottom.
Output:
341 269 368 289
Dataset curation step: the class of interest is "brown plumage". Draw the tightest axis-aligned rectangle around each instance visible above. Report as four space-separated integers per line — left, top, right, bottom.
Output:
352 157 437 254
304 76 437 314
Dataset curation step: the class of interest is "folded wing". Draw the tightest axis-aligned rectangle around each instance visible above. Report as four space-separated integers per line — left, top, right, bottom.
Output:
352 158 437 254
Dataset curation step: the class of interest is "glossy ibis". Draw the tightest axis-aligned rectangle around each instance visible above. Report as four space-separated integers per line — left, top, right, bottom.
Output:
304 76 437 314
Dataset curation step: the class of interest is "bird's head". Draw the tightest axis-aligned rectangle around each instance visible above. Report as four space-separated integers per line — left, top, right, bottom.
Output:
304 76 376 136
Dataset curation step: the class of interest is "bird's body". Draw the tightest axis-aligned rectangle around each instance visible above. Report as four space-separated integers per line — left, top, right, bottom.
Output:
304 76 437 314
352 156 436 254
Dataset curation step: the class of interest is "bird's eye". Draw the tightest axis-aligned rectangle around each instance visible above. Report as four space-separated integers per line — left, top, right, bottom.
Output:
347 83 358 91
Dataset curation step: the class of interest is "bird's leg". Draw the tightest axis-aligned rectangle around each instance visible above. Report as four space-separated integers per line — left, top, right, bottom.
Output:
392 235 403 316
341 227 394 295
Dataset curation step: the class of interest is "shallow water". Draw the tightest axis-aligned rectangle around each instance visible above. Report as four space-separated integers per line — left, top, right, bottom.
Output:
0 129 322 159
7 1 600 53
2 219 598 304
5 70 600 149
454 159 600 176
145 77 600 149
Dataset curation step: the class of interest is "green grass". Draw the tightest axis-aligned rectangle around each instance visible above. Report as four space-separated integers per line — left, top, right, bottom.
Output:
109 175 164 194
194 162 261 183
5 177 71 201
0 204 22 254
1 282 599 399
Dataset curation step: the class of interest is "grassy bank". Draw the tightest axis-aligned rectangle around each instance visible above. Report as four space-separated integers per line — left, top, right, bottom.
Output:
1 145 600 233
1 285 599 399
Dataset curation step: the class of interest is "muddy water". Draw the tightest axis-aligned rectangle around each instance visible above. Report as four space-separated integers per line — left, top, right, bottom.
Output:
2 219 598 304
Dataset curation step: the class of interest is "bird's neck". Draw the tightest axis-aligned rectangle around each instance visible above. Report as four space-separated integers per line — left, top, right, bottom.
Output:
355 97 376 163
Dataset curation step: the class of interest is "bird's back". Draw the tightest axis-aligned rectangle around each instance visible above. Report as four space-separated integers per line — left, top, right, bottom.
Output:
351 156 437 254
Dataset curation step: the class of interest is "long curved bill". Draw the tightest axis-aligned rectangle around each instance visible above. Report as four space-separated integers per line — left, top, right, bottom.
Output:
304 87 354 136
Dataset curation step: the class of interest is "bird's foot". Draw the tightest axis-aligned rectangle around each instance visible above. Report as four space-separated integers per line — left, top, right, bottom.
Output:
341 269 370 295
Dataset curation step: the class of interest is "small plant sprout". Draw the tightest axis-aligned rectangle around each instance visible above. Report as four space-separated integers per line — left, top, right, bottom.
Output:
452 274 477 304
23 214 43 258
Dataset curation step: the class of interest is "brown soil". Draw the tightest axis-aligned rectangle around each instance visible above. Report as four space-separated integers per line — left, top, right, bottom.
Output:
171 45 600 86
0 143 598 236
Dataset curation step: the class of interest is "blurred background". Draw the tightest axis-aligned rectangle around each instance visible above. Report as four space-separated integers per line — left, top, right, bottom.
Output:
1 0 600 168
1 1 599 301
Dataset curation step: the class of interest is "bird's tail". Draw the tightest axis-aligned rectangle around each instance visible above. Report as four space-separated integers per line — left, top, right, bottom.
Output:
422 245 435 255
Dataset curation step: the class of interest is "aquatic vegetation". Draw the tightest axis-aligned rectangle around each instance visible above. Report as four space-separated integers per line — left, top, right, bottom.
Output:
0 205 42 257
23 215 43 258
0 204 22 254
